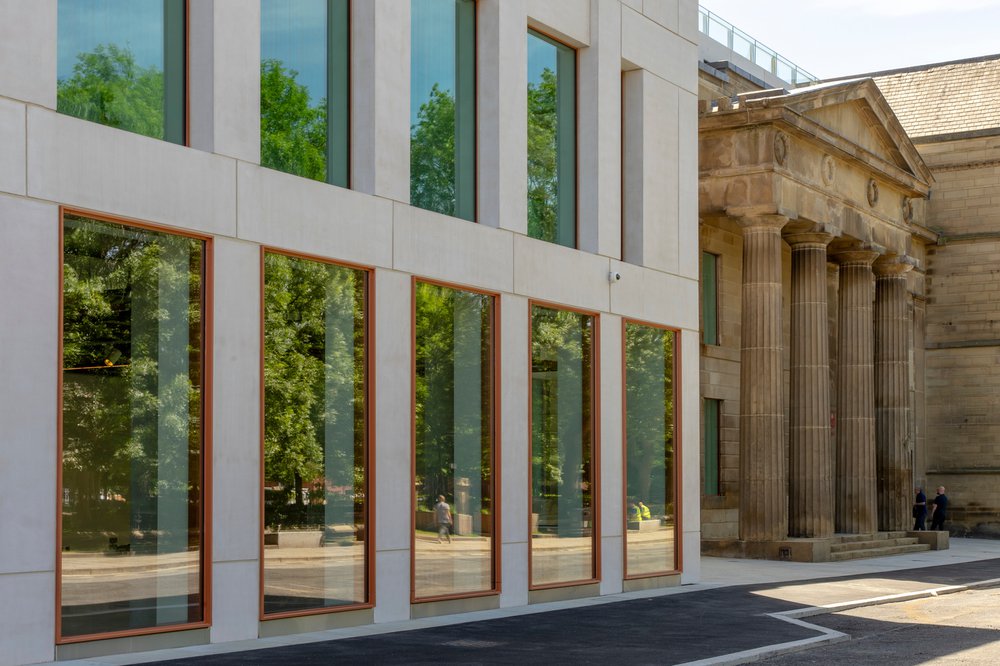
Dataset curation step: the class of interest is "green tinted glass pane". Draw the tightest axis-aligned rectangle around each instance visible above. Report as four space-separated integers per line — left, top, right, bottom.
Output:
530 305 595 586
58 0 185 143
262 253 368 614
261 0 349 185
410 0 476 220
413 282 494 598
624 323 676 577
702 252 718 344
61 214 204 638
527 31 575 247
704 399 720 496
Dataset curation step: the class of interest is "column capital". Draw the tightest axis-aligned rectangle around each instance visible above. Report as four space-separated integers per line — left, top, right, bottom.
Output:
785 231 834 249
830 243 881 267
873 254 916 277
734 214 788 232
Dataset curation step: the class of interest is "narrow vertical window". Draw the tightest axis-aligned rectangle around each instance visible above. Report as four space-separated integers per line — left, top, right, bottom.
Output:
410 0 477 221
60 213 206 640
413 281 496 599
530 305 595 587
703 398 721 496
702 252 719 345
261 0 350 186
262 252 369 616
527 31 576 247
57 0 186 144
624 322 678 577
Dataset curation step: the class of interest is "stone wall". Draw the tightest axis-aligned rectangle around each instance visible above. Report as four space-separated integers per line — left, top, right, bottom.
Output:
921 135 1000 537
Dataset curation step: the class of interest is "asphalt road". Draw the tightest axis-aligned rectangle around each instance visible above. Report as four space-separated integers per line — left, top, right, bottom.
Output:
763 586 1000 665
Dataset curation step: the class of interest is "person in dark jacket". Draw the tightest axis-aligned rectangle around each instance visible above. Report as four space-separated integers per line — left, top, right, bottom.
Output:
913 487 927 530
930 486 949 531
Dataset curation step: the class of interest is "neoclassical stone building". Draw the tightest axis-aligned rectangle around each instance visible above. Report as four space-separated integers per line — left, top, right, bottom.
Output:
696 36 1000 554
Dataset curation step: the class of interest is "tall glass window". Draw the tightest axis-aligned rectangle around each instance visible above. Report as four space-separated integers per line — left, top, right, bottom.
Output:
60 213 206 640
262 252 369 616
624 322 678 577
57 0 186 144
261 0 350 186
410 0 477 221
413 282 495 599
530 305 595 587
527 31 576 247
702 252 719 345
703 398 721 496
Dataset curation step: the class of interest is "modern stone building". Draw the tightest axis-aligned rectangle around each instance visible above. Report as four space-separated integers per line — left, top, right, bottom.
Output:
0 1 701 663
695 16 1000 554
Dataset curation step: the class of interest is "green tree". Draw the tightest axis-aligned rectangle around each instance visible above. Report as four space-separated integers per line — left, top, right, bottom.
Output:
260 58 328 182
410 84 458 216
57 43 165 139
527 68 558 242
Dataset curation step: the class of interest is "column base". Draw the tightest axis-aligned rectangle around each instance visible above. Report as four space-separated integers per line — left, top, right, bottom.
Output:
701 531 947 562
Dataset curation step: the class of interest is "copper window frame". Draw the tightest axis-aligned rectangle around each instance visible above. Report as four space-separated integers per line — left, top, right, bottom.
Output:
620 317 683 580
258 246 376 621
409 276 501 604
55 206 214 644
526 299 601 591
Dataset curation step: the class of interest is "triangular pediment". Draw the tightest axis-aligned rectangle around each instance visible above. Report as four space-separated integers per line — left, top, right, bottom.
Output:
768 79 933 186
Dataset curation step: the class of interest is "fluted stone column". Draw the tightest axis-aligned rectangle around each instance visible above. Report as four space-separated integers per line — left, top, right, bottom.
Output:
738 215 788 542
787 233 834 538
833 249 879 534
874 258 914 531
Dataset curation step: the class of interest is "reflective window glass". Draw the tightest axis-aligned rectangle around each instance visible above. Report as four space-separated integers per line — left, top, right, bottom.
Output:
624 322 677 577
530 305 595 587
527 31 576 247
60 213 205 639
262 252 369 615
410 0 476 221
261 0 350 186
413 282 495 599
57 0 185 143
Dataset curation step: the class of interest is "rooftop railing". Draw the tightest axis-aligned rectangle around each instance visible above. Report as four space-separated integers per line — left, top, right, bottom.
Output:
699 6 819 86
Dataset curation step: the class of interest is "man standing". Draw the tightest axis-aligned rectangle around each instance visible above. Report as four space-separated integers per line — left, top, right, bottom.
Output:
930 486 949 531
434 495 452 543
913 487 927 530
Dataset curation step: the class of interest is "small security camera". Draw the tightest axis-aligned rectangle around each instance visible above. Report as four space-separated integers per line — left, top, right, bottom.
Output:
609 271 622 283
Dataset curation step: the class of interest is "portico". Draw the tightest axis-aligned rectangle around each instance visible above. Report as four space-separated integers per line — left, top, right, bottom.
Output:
698 80 943 560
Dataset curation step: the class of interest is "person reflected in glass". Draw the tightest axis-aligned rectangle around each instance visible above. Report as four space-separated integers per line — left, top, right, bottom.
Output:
435 495 453 544
638 501 652 521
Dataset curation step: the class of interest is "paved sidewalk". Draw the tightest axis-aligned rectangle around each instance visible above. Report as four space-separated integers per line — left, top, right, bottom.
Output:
58 538 1000 666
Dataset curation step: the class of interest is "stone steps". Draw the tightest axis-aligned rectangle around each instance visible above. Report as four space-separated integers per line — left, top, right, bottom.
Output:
830 537 920 553
830 542 930 561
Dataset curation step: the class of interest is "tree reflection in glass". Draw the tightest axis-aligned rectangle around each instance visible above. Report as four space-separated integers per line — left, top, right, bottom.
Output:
414 282 495 599
57 0 184 143
410 0 476 221
624 322 677 577
262 253 368 615
260 0 349 186
61 214 205 638
527 31 575 247
530 305 595 587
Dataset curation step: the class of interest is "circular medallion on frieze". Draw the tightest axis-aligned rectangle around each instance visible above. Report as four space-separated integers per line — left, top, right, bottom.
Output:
773 132 789 166
866 178 879 207
822 154 836 185
902 197 914 222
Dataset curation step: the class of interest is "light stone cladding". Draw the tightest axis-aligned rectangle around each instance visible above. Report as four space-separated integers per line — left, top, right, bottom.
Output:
0 1 700 663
